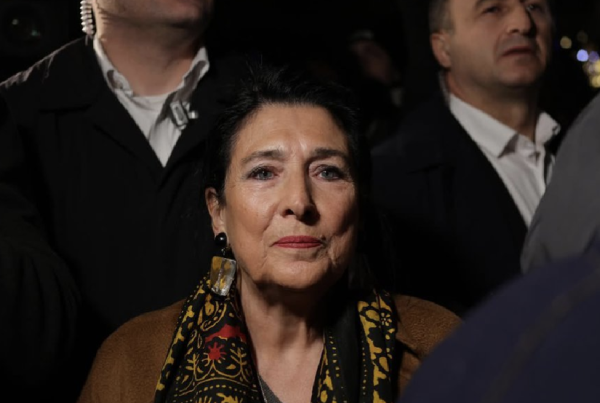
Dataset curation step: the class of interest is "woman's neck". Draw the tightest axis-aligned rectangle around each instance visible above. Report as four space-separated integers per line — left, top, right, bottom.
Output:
239 276 325 403
239 277 324 356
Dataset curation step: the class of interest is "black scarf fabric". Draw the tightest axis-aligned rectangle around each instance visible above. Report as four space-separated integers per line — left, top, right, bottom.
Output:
155 273 398 402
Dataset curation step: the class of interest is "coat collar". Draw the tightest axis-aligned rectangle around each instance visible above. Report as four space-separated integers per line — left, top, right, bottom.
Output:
383 89 461 173
390 88 561 173
39 36 104 110
34 37 240 178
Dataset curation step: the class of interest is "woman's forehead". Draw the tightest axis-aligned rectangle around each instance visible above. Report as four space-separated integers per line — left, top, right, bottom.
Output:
230 104 350 161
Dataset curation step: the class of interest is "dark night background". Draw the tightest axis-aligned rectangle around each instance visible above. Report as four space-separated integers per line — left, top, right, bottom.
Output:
0 0 598 128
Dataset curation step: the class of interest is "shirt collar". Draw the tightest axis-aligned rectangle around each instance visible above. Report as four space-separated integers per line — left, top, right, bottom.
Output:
449 93 560 158
92 36 210 101
535 112 561 146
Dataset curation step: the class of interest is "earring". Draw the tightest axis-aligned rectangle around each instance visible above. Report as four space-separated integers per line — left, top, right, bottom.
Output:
80 0 95 36
210 232 237 296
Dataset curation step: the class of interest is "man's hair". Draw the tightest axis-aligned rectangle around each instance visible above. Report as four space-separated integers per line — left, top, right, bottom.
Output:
428 0 451 34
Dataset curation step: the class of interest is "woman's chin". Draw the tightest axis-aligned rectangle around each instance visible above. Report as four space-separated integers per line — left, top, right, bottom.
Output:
254 270 344 296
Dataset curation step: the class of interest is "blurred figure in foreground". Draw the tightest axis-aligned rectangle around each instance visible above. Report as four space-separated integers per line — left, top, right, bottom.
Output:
522 91 600 272
399 235 600 403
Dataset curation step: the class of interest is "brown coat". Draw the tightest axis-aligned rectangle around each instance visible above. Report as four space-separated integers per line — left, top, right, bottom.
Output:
78 295 460 403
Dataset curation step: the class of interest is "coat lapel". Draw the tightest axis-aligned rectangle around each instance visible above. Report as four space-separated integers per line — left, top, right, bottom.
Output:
35 39 244 183
403 92 526 272
38 36 163 179
84 89 164 179
453 126 527 261
162 52 242 179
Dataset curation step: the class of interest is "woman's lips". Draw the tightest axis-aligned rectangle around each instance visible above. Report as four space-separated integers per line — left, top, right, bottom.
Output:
274 236 323 248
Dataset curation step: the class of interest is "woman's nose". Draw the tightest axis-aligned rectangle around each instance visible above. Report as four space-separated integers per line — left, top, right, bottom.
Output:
280 174 318 222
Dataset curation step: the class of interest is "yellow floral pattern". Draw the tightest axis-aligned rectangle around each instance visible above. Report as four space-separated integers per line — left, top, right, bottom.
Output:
155 275 397 403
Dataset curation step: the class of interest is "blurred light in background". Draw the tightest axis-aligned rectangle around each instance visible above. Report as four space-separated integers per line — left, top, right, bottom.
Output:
560 36 572 50
572 31 600 88
577 49 589 62
577 31 589 44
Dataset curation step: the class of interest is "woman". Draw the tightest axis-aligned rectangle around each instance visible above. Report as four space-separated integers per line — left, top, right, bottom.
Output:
77 62 459 403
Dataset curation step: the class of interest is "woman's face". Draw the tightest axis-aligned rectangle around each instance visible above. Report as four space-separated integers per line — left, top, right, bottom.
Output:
207 104 359 293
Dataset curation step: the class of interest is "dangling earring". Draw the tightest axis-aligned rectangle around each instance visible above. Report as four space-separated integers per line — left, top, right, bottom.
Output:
210 232 237 296
80 0 95 36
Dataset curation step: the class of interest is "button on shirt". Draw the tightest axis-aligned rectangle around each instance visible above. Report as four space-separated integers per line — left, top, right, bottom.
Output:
93 38 210 166
449 94 560 226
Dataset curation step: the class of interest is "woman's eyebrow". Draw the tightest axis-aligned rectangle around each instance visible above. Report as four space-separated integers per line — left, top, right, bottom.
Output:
241 149 284 165
310 148 351 165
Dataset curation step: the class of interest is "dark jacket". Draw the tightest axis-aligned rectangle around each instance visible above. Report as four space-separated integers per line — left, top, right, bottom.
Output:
0 37 241 399
398 241 600 403
371 90 528 316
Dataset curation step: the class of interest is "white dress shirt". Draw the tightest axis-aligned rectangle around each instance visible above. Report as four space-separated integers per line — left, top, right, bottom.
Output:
93 38 210 166
449 94 560 226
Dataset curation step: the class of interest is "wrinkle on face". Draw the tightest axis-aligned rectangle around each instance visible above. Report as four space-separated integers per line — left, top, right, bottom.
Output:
216 104 359 295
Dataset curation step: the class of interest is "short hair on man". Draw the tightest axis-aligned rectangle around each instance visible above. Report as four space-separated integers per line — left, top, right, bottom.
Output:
428 0 451 34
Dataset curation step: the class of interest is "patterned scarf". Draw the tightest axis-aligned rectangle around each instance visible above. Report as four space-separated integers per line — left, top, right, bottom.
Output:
155 274 398 403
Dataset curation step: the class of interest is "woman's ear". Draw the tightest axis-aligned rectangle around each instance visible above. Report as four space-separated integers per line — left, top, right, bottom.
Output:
205 187 226 236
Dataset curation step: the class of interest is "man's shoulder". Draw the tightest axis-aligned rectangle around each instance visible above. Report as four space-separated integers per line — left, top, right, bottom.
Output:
1 37 89 95
372 91 455 158
371 90 464 178
0 37 102 122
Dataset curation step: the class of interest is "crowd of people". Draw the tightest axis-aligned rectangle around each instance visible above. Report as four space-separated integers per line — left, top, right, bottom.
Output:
0 0 599 402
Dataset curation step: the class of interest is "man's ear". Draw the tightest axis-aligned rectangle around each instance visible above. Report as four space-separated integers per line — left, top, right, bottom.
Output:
205 187 225 236
431 32 452 69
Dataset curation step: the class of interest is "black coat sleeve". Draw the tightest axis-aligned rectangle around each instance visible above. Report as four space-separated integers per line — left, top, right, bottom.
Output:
0 95 80 391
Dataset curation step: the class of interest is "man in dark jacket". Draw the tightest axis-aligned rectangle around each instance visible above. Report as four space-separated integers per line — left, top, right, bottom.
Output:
372 0 559 316
0 0 242 399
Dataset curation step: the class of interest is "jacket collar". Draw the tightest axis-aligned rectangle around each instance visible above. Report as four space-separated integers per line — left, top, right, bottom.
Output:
39 36 105 110
35 37 240 178
396 87 561 173
391 89 461 173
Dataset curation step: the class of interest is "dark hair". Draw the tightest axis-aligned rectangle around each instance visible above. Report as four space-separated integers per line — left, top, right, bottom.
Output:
429 0 451 34
200 60 399 291
201 60 370 208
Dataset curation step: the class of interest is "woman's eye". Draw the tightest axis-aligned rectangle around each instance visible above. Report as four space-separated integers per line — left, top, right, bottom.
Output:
249 168 274 180
318 167 344 181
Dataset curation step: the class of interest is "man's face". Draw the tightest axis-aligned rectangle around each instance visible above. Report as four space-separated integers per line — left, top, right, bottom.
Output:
435 0 553 93
96 0 214 30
